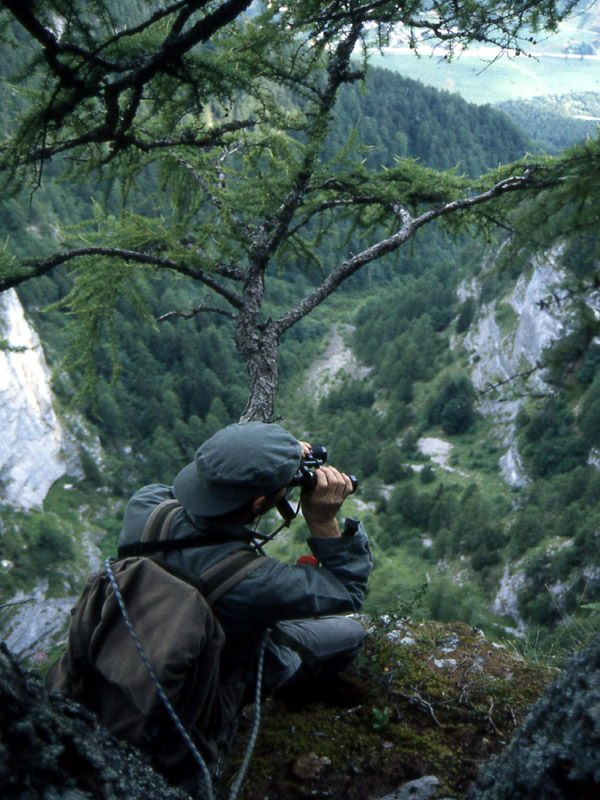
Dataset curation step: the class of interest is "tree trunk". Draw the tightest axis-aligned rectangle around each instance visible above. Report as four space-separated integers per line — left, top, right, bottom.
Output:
236 257 280 423
237 325 280 423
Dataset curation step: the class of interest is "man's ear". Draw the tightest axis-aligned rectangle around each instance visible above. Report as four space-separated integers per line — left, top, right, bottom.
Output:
250 495 268 516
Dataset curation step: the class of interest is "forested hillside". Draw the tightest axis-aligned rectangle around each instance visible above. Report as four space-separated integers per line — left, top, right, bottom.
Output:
499 92 600 151
2 65 534 491
2 0 600 669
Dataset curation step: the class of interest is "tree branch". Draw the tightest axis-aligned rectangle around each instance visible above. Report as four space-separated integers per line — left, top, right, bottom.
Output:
477 363 544 399
156 297 236 322
0 247 244 309
272 168 554 336
256 22 364 261
3 0 255 166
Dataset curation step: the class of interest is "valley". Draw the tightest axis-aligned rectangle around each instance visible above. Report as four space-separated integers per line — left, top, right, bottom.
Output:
366 3 600 105
1 0 600 672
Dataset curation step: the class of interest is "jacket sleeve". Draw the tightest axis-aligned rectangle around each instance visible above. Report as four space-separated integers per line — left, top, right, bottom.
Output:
214 522 373 631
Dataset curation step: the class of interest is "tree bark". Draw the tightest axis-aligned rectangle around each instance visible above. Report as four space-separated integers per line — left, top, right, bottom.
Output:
236 247 280 422
237 325 280 423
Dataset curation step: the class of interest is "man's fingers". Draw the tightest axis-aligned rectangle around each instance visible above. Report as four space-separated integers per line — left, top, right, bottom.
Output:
314 466 352 497
298 440 312 458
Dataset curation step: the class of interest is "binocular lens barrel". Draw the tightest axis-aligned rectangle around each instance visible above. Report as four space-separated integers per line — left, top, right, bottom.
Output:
289 445 357 494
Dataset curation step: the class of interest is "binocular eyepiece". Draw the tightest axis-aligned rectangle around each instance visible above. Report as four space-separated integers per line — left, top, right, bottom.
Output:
288 445 357 494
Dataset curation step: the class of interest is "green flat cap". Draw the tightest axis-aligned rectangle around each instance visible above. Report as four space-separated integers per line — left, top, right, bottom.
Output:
173 422 302 517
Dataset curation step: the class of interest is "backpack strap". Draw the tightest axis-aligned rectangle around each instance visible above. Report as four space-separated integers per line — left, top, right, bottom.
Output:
151 549 268 605
118 497 268 598
119 534 238 558
118 498 255 559
200 550 269 605
141 498 181 543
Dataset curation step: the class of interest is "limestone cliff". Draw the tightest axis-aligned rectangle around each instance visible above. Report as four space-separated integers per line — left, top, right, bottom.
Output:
453 252 594 488
0 289 82 509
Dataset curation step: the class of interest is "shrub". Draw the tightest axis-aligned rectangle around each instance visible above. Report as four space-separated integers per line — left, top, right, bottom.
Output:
426 373 476 435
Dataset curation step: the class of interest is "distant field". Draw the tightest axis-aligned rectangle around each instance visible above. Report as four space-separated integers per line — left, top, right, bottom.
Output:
368 52 600 106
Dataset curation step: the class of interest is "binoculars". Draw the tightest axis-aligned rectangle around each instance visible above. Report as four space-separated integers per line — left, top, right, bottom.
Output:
288 445 357 494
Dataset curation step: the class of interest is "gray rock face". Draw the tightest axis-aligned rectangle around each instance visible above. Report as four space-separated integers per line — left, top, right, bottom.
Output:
468 633 600 800
0 642 189 800
0 289 82 508
3 579 77 659
454 259 572 488
376 775 442 800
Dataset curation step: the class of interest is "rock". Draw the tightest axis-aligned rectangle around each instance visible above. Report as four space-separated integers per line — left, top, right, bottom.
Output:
288 751 331 780
3 579 77 659
0 642 188 800
0 289 84 509
468 633 600 799
376 775 440 800
303 323 370 401
454 259 571 488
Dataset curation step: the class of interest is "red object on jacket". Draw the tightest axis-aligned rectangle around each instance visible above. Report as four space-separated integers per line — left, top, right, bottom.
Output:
296 554 319 567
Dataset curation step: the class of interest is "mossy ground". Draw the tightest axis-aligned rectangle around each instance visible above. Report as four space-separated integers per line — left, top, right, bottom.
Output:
227 618 557 800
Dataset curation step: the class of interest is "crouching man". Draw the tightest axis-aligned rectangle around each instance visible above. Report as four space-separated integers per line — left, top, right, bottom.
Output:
50 421 372 793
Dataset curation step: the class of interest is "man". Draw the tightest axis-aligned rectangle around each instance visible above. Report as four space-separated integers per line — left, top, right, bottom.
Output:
118 420 373 700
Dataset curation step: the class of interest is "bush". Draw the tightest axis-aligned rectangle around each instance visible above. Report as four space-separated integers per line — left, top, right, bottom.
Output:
26 514 76 572
518 397 586 478
426 373 476 435
455 296 476 334
319 378 375 414
419 465 436 484
378 442 407 483
579 371 600 447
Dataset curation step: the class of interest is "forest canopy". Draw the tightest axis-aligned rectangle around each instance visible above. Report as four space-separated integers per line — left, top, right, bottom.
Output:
0 0 593 421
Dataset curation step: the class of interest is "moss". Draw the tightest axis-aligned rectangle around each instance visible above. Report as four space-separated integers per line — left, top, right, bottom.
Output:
229 618 556 800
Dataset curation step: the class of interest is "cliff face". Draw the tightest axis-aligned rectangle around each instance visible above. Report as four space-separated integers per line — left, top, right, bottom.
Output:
0 289 82 509
0 290 104 659
454 254 576 488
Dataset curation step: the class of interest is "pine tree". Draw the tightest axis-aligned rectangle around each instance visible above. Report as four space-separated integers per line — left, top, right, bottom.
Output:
0 0 584 420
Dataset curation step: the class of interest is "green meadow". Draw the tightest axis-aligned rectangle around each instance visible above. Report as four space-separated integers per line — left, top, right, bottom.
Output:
368 51 600 106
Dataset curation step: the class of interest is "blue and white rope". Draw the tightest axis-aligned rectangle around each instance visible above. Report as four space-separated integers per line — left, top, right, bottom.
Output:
227 630 267 800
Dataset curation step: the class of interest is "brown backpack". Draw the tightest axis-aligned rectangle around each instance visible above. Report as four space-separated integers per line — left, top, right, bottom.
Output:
46 501 266 778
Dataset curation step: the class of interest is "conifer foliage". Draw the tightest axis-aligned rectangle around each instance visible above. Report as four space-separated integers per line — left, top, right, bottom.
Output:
0 0 582 420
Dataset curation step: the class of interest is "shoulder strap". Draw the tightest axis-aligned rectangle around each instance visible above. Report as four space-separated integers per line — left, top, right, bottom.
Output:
146 549 268 605
200 550 269 604
118 533 235 558
118 498 241 558
141 498 182 543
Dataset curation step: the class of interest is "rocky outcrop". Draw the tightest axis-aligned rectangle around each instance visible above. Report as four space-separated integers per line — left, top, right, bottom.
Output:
2 579 77 659
468 632 600 799
0 618 552 800
3 527 103 660
0 289 82 508
0 643 189 800
3 613 599 800
454 258 571 488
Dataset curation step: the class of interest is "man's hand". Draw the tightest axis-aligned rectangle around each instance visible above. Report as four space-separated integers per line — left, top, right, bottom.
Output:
298 440 312 458
301 466 353 538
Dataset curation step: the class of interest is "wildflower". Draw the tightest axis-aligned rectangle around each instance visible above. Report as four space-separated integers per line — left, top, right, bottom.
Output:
32 652 49 667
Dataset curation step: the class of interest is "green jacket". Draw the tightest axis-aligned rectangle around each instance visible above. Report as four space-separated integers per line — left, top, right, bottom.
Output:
118 484 373 641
